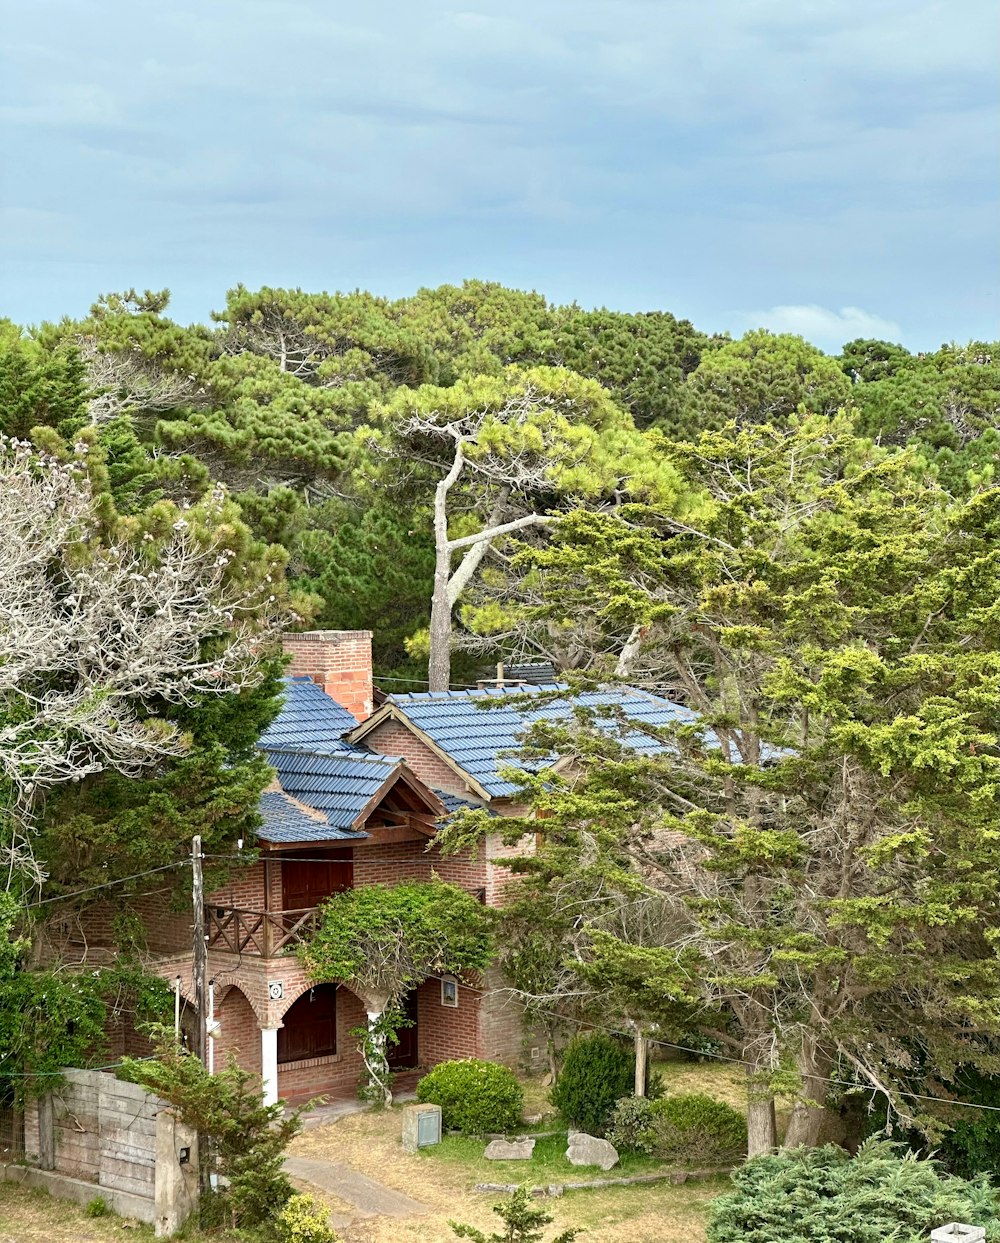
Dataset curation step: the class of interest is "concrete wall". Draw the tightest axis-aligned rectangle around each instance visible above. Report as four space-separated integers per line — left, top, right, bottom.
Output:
14 1070 198 1237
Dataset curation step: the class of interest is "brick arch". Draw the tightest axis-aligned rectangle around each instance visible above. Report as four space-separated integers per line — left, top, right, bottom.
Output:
274 976 361 1023
213 983 263 1075
210 973 269 1025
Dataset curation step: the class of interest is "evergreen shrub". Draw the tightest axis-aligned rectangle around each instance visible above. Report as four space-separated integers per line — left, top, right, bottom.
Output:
605 1095 658 1154
549 1033 635 1135
417 1059 523 1134
651 1093 747 1166
707 1139 1000 1243
926 1069 1000 1183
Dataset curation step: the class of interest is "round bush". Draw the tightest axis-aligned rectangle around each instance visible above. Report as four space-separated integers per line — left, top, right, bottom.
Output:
417 1059 523 1135
274 1193 340 1243
651 1093 747 1166
549 1032 635 1135
605 1095 658 1154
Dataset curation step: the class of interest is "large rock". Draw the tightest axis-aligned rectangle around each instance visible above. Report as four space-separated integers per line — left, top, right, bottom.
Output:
565 1132 619 1171
484 1137 536 1161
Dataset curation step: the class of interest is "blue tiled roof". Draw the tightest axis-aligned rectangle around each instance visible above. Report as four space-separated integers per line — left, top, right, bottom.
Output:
265 748 403 832
389 684 696 798
259 677 358 753
433 788 490 815
257 790 368 844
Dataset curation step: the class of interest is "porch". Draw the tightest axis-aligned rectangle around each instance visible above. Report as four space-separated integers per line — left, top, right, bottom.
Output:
205 904 320 957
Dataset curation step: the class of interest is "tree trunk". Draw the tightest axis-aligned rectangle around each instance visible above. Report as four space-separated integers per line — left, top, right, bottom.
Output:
364 1009 393 1108
428 444 465 693
634 1031 648 1098
746 1094 777 1157
428 539 453 692
782 1033 829 1149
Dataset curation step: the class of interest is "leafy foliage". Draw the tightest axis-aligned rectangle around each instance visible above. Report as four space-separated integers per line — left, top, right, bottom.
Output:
0 895 172 1100
604 1094 659 1155
549 1033 636 1135
551 307 710 434
683 329 853 429
450 1185 580 1243
934 1070 1000 1182
463 413 1000 1153
650 1094 747 1166
301 881 494 1005
122 1030 306 1231
706 1140 1000 1243
417 1059 524 1135
274 1192 340 1243
301 881 493 1103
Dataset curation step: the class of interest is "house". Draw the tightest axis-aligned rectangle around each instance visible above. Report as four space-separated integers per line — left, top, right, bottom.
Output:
52 630 692 1106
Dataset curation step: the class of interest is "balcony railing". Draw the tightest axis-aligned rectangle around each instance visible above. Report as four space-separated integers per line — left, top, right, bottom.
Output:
205 906 321 957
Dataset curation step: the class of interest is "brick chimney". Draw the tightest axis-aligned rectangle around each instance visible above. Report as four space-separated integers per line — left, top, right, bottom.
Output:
281 630 374 723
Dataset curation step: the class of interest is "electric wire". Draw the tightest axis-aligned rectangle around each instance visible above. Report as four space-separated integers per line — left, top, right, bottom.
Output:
23 862 189 909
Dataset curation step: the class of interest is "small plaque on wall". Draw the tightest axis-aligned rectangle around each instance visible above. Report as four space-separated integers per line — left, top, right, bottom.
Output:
440 976 458 1008
268 981 284 1001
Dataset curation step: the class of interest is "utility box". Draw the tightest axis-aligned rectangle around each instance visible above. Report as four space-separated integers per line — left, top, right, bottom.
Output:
401 1103 442 1153
931 1227 986 1243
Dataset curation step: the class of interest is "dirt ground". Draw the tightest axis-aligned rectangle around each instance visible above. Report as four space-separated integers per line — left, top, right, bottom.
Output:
287 1060 740 1243
0 1184 156 1242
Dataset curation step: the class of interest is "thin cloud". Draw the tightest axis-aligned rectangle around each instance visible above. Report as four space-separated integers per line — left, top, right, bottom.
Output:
0 0 996 345
741 305 904 352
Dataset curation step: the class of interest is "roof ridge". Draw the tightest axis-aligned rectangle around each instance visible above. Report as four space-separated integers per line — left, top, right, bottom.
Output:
266 746 403 764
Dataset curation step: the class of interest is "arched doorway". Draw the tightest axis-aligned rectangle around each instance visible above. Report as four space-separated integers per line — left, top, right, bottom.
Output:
388 989 418 1071
278 984 339 1064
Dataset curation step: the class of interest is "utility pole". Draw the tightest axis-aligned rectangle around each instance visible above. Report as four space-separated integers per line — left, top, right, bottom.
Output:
191 835 208 1066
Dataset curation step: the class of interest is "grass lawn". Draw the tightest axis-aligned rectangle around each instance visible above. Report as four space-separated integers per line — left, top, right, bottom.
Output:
423 1129 667 1184
288 1058 742 1242
0 1184 171 1242
0 1060 741 1243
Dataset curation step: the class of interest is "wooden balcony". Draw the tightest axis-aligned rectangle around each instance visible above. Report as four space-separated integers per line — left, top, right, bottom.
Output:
206 905 321 957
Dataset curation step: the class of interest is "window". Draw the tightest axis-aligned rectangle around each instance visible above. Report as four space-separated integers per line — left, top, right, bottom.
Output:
440 977 459 1008
278 984 338 1063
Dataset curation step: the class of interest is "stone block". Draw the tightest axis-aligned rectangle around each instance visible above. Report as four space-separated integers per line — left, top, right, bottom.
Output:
565 1132 619 1171
484 1138 536 1160
931 1228 986 1243
401 1103 442 1154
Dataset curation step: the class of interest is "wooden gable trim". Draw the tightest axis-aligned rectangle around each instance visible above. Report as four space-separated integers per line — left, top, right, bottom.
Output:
349 763 447 831
348 703 494 802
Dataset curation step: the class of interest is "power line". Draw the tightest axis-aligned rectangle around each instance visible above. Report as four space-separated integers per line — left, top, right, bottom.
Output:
23 862 189 909
515 1001 1000 1118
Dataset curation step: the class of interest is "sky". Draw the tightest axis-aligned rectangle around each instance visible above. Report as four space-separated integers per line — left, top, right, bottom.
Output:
2 0 997 353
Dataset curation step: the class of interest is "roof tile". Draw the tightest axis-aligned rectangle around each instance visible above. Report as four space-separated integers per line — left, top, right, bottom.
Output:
389 684 695 797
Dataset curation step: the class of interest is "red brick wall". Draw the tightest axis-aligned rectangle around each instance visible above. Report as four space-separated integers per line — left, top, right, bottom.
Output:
282 630 374 723
213 985 263 1074
417 976 483 1065
206 860 270 912
277 986 369 1104
353 839 488 891
364 718 472 796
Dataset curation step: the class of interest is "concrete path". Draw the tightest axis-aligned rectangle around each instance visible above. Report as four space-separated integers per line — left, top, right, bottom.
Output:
284 1154 429 1223
296 1090 416 1130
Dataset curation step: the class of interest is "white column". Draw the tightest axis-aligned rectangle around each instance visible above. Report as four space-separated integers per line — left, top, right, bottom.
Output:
261 1028 279 1106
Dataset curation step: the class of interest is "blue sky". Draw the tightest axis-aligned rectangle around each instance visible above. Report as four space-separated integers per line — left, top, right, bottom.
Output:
2 0 997 352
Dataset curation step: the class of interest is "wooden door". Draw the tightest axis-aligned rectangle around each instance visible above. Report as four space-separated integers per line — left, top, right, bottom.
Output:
388 989 419 1070
278 984 338 1064
281 849 353 910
